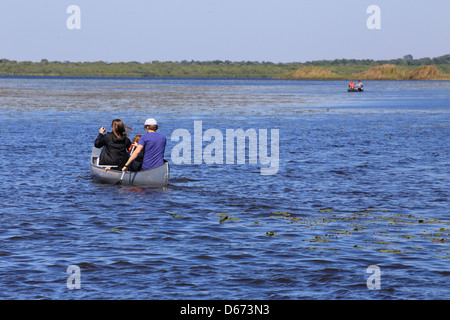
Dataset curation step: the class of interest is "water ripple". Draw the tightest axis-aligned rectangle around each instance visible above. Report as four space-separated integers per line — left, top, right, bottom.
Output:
0 78 449 299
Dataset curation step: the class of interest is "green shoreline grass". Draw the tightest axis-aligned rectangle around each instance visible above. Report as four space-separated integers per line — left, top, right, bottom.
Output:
0 55 449 80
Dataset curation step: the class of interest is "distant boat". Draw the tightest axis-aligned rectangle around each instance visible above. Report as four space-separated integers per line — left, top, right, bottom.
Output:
89 147 169 186
348 88 364 92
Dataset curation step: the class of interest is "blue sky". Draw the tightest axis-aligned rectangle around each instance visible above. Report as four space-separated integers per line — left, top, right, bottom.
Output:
0 0 449 62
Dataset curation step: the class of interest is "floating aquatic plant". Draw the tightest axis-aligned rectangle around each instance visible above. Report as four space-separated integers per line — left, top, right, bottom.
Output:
217 214 239 224
379 249 403 254
306 236 332 243
170 213 185 218
207 206 448 257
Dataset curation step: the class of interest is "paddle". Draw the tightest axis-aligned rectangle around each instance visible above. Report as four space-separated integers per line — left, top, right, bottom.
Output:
115 145 135 185
129 145 136 155
115 168 126 186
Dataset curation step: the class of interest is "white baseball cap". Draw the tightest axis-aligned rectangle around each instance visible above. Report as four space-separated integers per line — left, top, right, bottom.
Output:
144 118 157 126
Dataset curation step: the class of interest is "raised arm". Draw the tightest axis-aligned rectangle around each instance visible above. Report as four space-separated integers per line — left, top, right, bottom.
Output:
94 127 106 148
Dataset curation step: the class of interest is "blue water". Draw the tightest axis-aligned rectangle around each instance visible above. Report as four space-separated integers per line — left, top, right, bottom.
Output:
0 77 449 300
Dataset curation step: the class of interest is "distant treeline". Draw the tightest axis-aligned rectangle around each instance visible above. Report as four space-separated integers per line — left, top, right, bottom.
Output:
0 55 448 79
302 54 450 67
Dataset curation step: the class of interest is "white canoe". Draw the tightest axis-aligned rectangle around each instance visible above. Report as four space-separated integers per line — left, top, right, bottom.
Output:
89 147 169 186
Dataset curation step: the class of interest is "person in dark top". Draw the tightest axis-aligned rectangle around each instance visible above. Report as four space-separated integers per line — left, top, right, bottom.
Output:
128 134 144 171
94 119 132 170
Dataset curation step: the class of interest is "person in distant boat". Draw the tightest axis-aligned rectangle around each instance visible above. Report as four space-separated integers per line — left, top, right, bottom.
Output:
122 118 166 172
348 81 355 89
355 80 364 91
94 119 132 170
128 134 144 171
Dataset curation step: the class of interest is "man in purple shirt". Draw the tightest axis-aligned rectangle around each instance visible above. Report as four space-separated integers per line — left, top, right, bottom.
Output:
122 118 166 171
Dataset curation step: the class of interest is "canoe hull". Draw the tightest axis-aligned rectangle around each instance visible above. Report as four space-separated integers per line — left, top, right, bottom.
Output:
348 88 364 92
89 147 169 186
